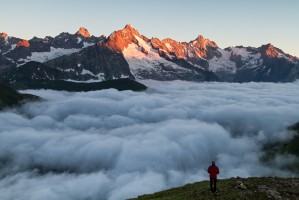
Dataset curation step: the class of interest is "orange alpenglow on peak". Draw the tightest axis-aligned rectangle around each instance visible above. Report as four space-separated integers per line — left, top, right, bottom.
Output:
195 35 218 49
124 24 134 29
0 32 8 38
265 43 279 58
17 40 30 48
104 24 143 52
123 24 139 34
76 27 91 38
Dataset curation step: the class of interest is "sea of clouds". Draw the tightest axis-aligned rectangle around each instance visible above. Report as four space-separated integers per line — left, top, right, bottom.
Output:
0 80 299 200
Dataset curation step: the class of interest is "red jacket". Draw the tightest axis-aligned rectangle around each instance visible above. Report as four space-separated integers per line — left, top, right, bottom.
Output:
208 165 219 179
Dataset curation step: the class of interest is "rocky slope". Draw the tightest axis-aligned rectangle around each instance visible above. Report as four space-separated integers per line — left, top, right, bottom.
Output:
45 43 134 81
0 82 39 110
130 177 299 200
0 61 66 87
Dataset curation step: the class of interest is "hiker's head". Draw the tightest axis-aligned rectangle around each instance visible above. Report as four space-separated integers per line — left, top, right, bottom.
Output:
212 161 215 165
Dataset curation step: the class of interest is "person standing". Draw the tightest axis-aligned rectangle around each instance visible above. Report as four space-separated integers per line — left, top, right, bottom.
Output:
208 161 219 193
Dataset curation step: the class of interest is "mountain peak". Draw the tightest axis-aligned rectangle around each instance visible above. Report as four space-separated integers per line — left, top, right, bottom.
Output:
122 24 139 35
261 43 280 58
194 35 218 48
196 35 204 41
17 40 30 48
0 32 8 38
124 24 134 30
104 24 142 52
76 27 91 38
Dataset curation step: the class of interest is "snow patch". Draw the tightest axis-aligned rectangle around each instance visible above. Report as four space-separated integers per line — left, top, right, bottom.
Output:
231 47 262 69
22 47 81 63
77 37 82 44
81 69 95 76
83 42 94 48
165 43 172 51
231 48 251 58
3 44 17 55
64 69 75 72
267 69 271 76
209 48 237 73
96 73 105 80
4 36 9 45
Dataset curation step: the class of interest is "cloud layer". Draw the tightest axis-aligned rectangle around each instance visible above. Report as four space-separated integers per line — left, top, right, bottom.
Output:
1 80 299 200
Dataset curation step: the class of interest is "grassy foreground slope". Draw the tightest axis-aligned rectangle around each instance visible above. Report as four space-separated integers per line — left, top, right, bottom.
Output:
131 124 299 200
130 177 299 200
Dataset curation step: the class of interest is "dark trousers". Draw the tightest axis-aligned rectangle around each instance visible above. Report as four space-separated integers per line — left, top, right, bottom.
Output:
210 178 217 192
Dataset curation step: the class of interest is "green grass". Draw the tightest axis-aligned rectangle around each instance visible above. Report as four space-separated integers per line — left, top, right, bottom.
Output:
129 177 299 200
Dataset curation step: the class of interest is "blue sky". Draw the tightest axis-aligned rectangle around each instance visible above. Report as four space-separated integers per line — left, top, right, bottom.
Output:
1 0 298 57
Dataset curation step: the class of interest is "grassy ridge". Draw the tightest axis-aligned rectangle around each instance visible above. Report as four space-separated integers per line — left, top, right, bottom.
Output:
0 82 39 110
130 177 299 200
9 78 147 92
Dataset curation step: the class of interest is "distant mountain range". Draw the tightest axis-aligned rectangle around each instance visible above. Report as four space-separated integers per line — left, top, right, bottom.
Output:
1 25 298 85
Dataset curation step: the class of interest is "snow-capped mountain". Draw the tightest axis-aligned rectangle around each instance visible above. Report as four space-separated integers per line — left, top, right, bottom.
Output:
102 24 299 82
1 25 298 83
0 28 103 66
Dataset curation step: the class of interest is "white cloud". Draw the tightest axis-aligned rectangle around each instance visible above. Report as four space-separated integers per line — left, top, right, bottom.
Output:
0 80 299 200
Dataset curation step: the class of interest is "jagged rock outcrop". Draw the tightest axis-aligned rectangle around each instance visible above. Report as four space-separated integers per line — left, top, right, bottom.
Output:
76 27 91 38
29 37 51 52
160 38 185 58
105 24 143 52
0 34 20 54
0 32 8 38
17 40 30 48
0 54 16 73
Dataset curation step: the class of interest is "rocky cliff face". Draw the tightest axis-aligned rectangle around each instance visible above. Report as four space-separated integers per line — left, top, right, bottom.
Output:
105 24 147 52
45 43 134 81
0 61 65 86
0 33 20 55
0 54 16 73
